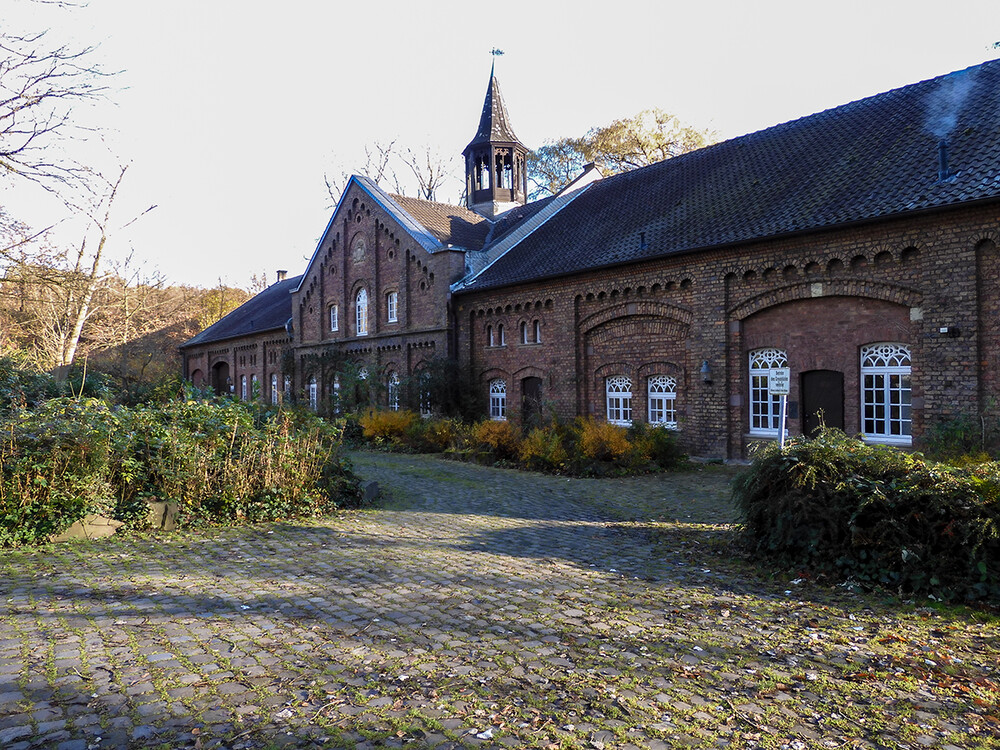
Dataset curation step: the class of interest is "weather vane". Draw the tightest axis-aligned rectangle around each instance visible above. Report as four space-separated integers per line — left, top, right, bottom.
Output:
491 48 505 57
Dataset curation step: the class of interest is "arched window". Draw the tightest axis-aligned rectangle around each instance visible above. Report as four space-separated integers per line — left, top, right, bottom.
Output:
309 376 318 411
487 325 494 347
283 375 292 399
332 374 341 414
250 374 258 399
498 324 506 346
606 376 633 426
271 373 278 405
749 348 787 435
489 378 507 420
356 288 368 336
386 291 398 322
241 374 248 400
861 343 912 444
387 371 400 411
520 321 529 344
648 375 678 428
533 320 541 343
329 304 339 332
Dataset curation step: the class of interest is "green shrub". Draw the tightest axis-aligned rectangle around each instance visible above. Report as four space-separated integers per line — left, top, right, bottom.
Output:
0 394 362 546
628 422 687 470
733 428 1000 602
519 424 570 472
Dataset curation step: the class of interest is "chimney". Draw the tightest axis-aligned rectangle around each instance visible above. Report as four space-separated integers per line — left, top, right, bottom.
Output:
937 139 952 181
276 269 287 282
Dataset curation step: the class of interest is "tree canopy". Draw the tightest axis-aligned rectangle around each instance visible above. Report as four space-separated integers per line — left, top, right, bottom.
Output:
528 108 716 198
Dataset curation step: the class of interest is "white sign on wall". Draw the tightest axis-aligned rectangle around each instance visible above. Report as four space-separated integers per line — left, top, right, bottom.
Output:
769 367 791 396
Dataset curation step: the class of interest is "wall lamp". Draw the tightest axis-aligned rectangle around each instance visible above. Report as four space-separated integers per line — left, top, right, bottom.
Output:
700 360 713 385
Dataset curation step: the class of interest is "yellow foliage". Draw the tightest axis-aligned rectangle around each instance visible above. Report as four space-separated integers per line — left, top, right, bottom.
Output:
578 418 632 461
360 409 418 442
470 419 521 458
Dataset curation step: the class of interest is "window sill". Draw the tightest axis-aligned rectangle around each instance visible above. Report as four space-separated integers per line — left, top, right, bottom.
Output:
861 435 912 447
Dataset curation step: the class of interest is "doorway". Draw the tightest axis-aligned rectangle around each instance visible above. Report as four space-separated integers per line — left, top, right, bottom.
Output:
801 369 844 435
521 376 543 427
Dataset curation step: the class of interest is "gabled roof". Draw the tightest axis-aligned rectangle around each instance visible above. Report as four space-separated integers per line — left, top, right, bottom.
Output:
390 194 491 251
463 66 523 154
180 274 301 349
459 59 1000 293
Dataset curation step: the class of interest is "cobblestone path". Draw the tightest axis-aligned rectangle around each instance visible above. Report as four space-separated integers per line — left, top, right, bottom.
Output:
0 453 996 749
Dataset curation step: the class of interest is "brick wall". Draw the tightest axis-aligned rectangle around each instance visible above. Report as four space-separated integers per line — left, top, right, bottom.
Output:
457 202 1000 458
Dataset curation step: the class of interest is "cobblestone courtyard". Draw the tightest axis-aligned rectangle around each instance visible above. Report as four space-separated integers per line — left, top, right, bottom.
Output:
1 453 997 749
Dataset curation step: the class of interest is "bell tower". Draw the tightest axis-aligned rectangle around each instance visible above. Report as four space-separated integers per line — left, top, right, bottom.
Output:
463 60 528 219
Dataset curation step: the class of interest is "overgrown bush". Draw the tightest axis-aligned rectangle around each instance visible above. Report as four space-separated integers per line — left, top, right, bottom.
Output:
519 424 571 472
469 419 521 460
359 408 420 448
578 418 633 463
354 409 687 476
0 393 362 547
733 428 1000 602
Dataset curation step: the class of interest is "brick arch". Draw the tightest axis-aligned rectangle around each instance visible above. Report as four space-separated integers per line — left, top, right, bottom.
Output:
480 367 511 383
587 316 690 346
594 362 633 380
973 231 1000 250
579 301 693 334
729 280 921 320
512 365 546 381
637 361 684 379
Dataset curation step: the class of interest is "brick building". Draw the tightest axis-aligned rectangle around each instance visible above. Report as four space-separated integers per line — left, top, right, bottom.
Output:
180 59 1000 459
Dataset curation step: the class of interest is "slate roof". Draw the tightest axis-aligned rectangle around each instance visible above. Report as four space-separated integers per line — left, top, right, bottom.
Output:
463 65 523 154
180 274 301 348
390 194 491 250
459 59 1000 293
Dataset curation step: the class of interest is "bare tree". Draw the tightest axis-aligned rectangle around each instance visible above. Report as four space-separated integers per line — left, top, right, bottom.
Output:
324 139 401 207
0 25 111 188
401 146 456 202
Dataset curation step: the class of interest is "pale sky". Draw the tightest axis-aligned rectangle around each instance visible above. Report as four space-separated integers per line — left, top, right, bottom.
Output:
2 0 998 289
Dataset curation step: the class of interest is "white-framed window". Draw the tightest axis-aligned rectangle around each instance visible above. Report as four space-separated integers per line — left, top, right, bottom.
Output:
329 304 339 332
533 320 541 343
250 373 258 399
309 376 318 411
861 343 912 444
387 371 400 411
241 374 248 400
648 375 678 428
386 291 398 322
498 324 505 346
520 321 529 344
271 373 278 405
487 325 494 347
489 378 507 420
419 371 432 417
356 288 368 336
283 375 292 399
606 375 633 426
749 348 787 435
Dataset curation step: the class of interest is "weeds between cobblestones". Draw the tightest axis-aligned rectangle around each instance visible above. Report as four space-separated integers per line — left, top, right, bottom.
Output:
1 451 998 749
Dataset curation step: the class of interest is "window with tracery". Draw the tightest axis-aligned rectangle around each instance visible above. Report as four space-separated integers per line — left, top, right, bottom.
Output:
861 343 912 444
749 348 787 435
387 371 400 411
648 375 678 428
489 379 507 420
606 376 633 426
